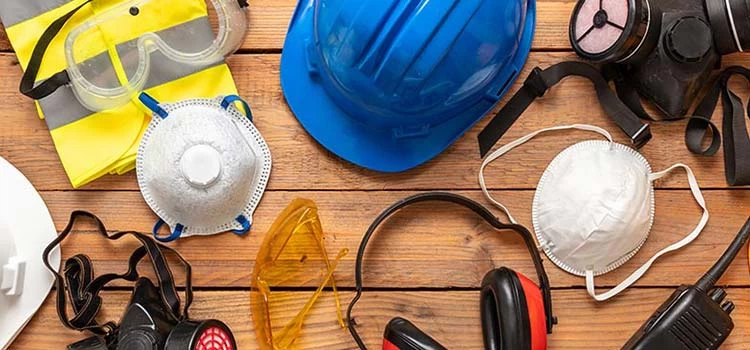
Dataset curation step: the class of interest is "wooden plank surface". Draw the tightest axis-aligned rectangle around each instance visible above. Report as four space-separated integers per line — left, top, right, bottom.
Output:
0 1 575 52
37 190 750 289
3 52 750 191
2 0 750 349
13 289 750 349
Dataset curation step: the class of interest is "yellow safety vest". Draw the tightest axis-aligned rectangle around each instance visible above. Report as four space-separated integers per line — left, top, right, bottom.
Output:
0 0 239 188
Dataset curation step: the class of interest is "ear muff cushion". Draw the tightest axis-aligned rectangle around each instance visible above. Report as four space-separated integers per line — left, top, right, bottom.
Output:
516 271 548 350
480 267 532 350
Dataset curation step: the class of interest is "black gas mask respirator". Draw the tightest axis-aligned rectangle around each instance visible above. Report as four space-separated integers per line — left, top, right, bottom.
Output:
478 0 750 186
42 211 237 350
570 0 746 118
569 0 750 187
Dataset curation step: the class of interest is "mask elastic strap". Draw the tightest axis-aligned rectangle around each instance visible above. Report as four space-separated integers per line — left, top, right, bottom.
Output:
221 95 254 121
479 124 613 224
153 219 184 243
585 164 709 301
231 215 252 235
138 92 169 118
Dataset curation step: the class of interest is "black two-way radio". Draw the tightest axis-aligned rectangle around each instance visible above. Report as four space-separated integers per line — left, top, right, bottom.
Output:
622 217 750 350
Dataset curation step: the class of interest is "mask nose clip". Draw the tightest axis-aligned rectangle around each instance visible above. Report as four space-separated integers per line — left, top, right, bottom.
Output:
180 145 223 189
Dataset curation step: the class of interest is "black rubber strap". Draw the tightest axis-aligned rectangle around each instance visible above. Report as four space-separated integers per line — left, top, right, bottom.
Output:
602 64 723 168
41 211 193 337
477 62 652 157
346 192 556 350
687 66 750 186
601 64 655 121
19 0 91 100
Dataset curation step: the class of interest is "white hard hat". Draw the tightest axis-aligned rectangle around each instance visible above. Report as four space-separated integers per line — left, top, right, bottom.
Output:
0 156 60 349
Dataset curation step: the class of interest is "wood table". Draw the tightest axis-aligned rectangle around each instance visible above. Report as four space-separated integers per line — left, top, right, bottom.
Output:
4 1 750 348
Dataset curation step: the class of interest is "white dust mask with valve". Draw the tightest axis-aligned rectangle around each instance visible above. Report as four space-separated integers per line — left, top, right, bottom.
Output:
136 94 272 242
479 124 709 301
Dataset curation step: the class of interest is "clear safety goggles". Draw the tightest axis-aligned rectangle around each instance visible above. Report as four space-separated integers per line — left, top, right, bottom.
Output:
21 0 248 111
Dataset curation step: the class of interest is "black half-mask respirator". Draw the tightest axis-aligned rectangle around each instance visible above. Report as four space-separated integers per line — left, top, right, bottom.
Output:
479 0 750 186
570 0 744 118
570 0 750 187
42 211 237 350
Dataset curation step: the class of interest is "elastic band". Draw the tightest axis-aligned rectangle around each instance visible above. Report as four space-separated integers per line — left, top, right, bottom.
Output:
153 220 184 242
139 93 169 119
686 66 750 186
231 215 252 235
477 62 652 157
586 164 709 301
479 124 613 224
221 95 253 122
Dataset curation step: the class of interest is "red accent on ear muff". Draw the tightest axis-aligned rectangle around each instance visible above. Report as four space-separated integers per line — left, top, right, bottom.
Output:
516 272 548 350
383 339 400 350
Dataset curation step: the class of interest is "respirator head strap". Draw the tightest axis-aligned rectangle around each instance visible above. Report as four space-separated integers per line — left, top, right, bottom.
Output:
686 66 750 186
42 211 195 336
478 62 652 158
346 192 556 349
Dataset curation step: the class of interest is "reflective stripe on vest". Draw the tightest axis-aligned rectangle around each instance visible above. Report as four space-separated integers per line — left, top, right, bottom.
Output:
0 0 240 188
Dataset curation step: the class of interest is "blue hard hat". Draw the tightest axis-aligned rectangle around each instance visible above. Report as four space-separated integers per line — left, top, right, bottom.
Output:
281 0 536 172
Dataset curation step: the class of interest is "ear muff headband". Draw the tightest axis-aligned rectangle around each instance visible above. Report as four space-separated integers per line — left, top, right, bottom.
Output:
346 192 556 349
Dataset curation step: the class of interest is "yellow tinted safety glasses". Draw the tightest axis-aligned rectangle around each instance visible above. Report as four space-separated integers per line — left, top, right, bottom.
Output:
251 198 347 349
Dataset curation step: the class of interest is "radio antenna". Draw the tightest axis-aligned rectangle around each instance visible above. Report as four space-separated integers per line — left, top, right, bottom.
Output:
696 217 750 292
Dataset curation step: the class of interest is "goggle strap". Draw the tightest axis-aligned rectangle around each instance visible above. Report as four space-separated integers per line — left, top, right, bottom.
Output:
19 0 92 100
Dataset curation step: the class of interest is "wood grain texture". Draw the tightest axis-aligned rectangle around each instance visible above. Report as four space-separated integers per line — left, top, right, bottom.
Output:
0 0 574 53
39 190 750 289
2 52 750 191
11 289 750 349
3 1 750 349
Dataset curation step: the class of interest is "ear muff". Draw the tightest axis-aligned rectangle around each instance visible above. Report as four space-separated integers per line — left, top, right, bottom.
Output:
382 317 447 350
481 268 532 350
516 270 549 350
481 268 548 350
347 193 556 350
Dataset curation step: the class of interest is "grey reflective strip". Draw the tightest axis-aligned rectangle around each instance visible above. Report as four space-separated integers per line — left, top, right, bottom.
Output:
0 0 72 28
37 16 227 130
38 85 94 130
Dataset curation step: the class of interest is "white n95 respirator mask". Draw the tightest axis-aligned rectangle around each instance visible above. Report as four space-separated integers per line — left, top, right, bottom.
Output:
479 124 709 301
137 94 271 242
